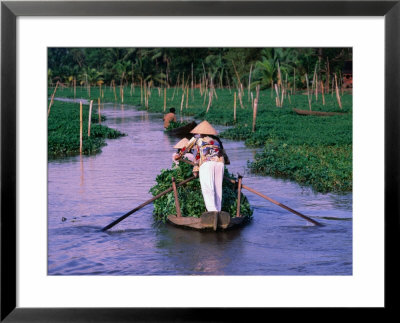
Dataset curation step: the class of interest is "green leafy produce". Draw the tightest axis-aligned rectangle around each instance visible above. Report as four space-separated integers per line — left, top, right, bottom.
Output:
149 162 253 222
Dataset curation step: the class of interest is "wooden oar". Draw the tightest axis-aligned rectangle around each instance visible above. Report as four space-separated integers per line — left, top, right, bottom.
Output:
177 159 323 226
226 178 323 226
101 175 196 232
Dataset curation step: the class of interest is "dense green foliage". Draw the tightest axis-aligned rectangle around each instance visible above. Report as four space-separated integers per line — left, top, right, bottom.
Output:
150 162 253 222
48 47 352 90
48 101 125 158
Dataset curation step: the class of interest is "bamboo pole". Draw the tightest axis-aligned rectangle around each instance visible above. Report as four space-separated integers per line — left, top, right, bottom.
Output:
321 80 325 105
252 85 260 132
326 58 330 94
88 100 93 137
180 90 185 112
232 60 243 91
172 177 182 217
236 175 243 217
191 63 194 97
79 101 83 154
98 97 101 124
305 73 312 111
248 64 253 101
293 68 296 94
47 81 59 116
238 87 244 109
234 92 237 122
334 73 343 109
140 79 143 105
274 84 280 107
186 85 189 108
112 80 117 101
271 80 274 98
206 90 213 113
164 87 167 112
277 62 282 92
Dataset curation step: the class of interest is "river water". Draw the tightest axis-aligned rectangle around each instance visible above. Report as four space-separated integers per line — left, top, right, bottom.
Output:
48 101 352 275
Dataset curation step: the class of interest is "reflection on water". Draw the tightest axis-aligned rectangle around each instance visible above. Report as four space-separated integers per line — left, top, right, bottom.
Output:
48 101 352 275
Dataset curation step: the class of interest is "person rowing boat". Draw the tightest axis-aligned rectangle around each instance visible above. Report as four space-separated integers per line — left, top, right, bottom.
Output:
174 121 225 212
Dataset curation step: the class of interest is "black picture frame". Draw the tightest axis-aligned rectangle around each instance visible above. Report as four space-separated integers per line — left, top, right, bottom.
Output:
1 1 398 321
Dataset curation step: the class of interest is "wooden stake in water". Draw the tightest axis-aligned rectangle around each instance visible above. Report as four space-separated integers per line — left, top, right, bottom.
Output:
206 90 213 113
47 81 59 116
326 57 330 94
234 92 237 122
248 64 253 101
252 85 260 132
88 100 93 137
180 90 185 112
274 84 280 107
305 73 312 111
334 73 343 109
98 97 101 124
293 68 296 94
236 175 243 218
186 86 189 109
79 101 83 154
140 79 143 105
164 87 167 112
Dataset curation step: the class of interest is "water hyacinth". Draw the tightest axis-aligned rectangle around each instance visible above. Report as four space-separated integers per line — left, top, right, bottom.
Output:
149 162 253 222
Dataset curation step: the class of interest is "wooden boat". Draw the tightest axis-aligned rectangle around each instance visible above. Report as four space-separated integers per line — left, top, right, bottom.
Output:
293 108 347 116
167 211 248 231
166 121 197 137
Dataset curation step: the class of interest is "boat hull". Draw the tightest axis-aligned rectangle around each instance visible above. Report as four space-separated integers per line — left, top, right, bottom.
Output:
293 108 346 116
167 211 247 231
166 121 197 137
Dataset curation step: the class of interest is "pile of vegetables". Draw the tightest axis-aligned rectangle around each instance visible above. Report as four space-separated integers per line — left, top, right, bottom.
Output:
149 162 253 222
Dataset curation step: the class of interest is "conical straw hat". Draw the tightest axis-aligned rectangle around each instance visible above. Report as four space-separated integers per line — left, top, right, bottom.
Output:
190 120 218 135
173 138 189 149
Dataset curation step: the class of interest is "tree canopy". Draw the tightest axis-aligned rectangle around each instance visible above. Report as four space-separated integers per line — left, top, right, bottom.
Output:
48 47 352 88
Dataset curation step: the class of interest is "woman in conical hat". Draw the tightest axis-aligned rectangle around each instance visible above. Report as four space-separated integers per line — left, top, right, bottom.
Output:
172 138 195 167
175 120 225 212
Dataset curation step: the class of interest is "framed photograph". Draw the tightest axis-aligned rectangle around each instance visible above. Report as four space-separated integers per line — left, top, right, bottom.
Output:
1 0 398 321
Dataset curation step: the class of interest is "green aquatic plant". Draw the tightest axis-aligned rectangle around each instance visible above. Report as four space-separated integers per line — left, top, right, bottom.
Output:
50 86 352 193
48 101 125 159
149 162 253 222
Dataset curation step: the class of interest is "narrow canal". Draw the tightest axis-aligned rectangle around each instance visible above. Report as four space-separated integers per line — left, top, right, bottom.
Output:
48 101 352 275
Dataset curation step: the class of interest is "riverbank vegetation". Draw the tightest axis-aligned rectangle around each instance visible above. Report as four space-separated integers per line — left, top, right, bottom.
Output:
48 100 124 159
48 47 352 193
